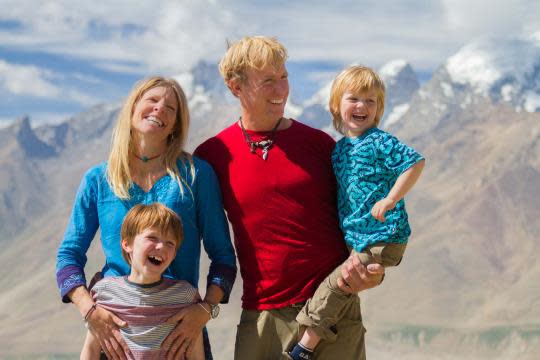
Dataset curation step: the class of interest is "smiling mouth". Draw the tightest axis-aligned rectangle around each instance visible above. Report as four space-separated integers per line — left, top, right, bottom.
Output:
146 116 165 128
352 114 368 121
148 255 163 266
270 99 283 104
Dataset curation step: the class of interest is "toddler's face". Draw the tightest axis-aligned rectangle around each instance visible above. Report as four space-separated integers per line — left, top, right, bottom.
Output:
123 228 178 284
340 88 378 137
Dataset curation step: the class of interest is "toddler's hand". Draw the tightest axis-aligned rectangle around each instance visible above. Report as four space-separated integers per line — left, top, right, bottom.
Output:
371 197 397 222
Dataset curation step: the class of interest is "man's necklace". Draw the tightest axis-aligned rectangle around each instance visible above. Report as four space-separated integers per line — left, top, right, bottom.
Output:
239 117 283 161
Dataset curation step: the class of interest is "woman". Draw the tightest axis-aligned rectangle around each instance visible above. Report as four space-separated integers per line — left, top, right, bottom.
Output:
56 76 236 360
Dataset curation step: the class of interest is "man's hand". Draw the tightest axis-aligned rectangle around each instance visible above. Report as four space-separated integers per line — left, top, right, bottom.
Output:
337 253 385 293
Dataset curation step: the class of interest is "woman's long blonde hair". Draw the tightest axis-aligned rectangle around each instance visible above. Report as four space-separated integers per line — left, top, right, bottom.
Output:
107 76 195 199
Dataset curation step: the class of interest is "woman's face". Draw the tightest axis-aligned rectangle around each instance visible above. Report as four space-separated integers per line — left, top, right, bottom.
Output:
131 86 179 142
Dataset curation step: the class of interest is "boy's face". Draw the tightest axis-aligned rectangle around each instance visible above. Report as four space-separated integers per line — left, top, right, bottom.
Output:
229 63 289 123
122 228 178 284
340 88 378 137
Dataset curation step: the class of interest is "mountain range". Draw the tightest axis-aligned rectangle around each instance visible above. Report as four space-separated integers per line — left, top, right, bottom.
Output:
0 33 539 359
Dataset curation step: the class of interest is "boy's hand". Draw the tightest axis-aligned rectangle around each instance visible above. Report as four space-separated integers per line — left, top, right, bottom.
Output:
87 306 130 360
163 304 209 360
371 197 397 222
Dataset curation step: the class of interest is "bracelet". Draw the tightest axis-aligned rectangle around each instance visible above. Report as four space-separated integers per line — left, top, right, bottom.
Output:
198 302 211 316
84 304 97 321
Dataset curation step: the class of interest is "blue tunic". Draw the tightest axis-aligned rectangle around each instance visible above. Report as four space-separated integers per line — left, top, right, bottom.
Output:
56 156 236 303
332 128 424 252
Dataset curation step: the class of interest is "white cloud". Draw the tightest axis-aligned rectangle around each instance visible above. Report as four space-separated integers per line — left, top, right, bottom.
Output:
28 111 73 127
67 89 101 107
226 0 540 72
0 0 538 76
0 117 16 128
0 0 248 74
0 59 101 105
441 0 538 37
0 60 60 97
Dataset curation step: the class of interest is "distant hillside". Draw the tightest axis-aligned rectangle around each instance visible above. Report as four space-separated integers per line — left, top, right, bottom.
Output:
1 35 539 359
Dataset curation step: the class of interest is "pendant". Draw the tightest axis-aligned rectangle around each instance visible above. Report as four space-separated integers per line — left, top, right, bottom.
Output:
262 148 269 160
258 139 272 148
141 156 149 162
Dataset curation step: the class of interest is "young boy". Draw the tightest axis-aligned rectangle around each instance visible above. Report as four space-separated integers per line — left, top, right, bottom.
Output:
81 203 205 360
289 65 425 359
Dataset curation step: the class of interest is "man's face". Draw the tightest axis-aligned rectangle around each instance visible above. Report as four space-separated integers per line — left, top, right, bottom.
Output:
231 63 289 123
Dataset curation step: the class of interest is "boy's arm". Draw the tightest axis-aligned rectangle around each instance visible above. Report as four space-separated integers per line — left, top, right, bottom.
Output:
371 159 425 222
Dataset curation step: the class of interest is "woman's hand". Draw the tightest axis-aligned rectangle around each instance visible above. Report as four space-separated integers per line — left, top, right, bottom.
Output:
86 306 130 360
163 303 211 360
371 197 397 222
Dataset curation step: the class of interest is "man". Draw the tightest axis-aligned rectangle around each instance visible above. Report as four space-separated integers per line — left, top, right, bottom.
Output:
195 36 384 360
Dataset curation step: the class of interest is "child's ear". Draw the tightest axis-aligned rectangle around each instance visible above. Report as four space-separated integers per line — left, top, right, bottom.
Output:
121 238 132 254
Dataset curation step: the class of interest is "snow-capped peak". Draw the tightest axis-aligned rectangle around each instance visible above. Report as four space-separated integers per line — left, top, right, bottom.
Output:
379 59 409 79
378 60 418 128
445 36 540 98
303 80 332 109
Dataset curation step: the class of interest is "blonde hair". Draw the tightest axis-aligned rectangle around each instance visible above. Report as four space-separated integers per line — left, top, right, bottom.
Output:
107 76 195 199
219 36 288 84
121 203 183 265
329 65 386 134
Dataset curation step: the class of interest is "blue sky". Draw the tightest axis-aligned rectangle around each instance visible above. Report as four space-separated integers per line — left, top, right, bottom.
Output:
0 0 539 126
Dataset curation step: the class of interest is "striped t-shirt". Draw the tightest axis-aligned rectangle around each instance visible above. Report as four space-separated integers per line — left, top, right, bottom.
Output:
91 276 200 359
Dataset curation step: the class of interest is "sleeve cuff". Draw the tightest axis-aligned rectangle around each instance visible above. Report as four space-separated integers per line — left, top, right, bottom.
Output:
56 265 86 303
207 263 237 304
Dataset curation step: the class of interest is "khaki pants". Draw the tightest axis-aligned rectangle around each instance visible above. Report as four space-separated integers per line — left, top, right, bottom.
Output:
235 301 365 360
296 242 406 342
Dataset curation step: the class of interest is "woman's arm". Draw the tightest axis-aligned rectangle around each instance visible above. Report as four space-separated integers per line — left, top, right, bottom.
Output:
56 168 101 301
195 159 237 301
70 286 130 360
56 167 129 359
163 159 237 360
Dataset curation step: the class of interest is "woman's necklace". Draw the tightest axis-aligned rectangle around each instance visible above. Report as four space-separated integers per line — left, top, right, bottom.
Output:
133 153 162 163
239 117 283 161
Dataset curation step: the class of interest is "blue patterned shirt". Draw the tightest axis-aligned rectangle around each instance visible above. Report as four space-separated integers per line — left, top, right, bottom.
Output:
332 127 424 252
56 157 236 304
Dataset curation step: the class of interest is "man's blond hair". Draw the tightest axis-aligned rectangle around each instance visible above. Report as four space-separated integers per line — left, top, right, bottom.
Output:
219 36 288 84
